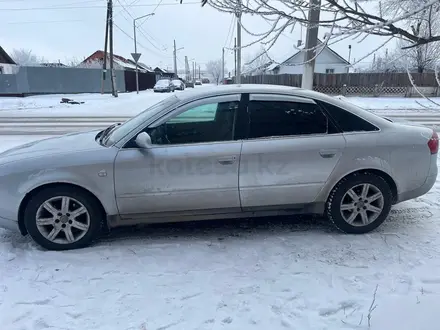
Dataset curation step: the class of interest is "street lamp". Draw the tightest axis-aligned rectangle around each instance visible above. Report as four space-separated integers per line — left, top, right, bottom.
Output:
133 12 155 94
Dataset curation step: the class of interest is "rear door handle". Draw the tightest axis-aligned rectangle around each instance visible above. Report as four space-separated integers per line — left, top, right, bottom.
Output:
217 156 237 165
319 149 338 158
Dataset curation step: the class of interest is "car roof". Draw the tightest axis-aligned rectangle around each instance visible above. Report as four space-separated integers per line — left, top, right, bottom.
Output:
176 84 312 101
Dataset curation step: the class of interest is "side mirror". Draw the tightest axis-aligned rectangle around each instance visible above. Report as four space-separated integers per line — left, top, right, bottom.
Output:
135 132 152 149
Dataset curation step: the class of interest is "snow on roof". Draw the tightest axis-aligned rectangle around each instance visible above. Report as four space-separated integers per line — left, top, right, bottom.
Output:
113 57 138 70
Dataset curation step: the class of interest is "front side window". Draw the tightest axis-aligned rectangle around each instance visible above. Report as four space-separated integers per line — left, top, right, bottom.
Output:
104 95 179 146
247 100 328 139
148 100 239 145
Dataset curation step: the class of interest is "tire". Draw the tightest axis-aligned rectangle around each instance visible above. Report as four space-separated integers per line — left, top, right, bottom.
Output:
24 186 103 250
326 172 393 234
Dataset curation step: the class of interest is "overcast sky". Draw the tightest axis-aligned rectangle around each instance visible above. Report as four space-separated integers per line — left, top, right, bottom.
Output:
0 0 391 71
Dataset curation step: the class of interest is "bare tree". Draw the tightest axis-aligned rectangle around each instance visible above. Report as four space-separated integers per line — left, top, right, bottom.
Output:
11 49 45 66
65 57 82 67
205 59 224 84
183 0 440 66
242 46 272 75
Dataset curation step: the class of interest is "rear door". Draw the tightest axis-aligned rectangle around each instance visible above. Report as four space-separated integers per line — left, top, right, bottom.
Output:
239 93 346 210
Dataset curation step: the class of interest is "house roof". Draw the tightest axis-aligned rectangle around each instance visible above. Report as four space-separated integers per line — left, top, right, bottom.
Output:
82 50 154 72
154 67 169 73
126 59 154 72
0 46 16 65
267 39 349 71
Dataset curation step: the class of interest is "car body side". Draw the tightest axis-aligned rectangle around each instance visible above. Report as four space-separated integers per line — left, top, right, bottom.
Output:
0 85 436 234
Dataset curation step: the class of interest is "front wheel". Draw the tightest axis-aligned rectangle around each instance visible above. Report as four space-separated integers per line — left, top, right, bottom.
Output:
326 173 393 234
24 186 102 250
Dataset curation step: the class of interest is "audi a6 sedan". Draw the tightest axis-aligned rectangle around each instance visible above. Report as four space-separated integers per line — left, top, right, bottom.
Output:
0 85 437 250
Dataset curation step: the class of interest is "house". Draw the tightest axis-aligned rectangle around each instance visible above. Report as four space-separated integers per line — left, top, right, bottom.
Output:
154 67 175 79
81 50 152 72
265 40 350 75
0 46 18 74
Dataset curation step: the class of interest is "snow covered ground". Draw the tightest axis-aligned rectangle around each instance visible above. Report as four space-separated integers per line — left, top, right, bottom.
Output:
1 88 440 118
1 91 440 329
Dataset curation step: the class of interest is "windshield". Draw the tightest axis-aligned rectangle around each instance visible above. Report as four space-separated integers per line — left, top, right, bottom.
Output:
156 80 169 86
104 95 180 146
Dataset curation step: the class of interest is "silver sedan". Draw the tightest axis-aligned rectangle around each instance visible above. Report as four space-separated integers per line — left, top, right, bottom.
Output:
0 85 437 250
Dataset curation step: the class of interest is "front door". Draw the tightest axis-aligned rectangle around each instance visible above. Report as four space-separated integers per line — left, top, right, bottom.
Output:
114 94 243 218
239 93 346 209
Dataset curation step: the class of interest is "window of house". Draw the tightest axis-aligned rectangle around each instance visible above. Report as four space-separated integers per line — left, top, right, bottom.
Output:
0 67 3 74
325 68 335 74
247 101 328 139
148 101 239 145
319 101 379 133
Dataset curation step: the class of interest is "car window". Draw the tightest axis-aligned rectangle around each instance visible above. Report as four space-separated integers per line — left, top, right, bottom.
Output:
168 103 218 123
247 100 328 139
148 101 239 145
319 101 379 133
105 96 179 146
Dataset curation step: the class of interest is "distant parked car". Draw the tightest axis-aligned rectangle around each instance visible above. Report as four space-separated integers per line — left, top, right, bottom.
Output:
154 79 174 93
202 78 210 84
185 80 195 88
171 79 185 91
195 80 202 85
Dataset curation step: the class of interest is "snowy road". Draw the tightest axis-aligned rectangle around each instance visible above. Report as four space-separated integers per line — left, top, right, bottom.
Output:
1 111 440 135
2 91 440 134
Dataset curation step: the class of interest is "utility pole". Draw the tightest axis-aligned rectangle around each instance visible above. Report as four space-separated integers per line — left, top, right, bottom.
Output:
173 40 178 78
185 56 190 81
172 40 184 78
199 65 201 79
301 0 321 90
234 37 237 78
236 0 242 84
109 0 118 97
221 47 225 84
101 0 110 94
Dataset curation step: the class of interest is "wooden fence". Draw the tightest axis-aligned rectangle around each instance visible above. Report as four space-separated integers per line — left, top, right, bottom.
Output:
241 72 440 97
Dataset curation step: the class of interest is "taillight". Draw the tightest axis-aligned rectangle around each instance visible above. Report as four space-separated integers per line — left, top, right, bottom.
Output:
428 131 439 154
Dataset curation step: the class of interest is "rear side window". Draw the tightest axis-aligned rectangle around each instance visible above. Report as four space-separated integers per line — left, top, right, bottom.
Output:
320 101 379 132
247 101 328 139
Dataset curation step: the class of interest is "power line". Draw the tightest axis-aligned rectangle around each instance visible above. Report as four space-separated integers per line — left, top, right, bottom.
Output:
1 1 199 11
4 19 85 24
113 0 170 55
115 0 171 55
224 15 235 48
136 0 163 28
113 22 172 58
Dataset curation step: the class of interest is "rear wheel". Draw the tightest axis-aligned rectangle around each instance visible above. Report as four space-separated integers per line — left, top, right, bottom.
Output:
24 186 102 250
326 173 392 234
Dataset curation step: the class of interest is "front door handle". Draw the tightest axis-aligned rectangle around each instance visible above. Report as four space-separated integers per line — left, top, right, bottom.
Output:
319 149 338 158
217 156 237 165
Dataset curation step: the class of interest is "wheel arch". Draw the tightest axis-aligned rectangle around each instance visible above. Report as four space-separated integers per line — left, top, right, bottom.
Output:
326 169 398 205
18 182 107 236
